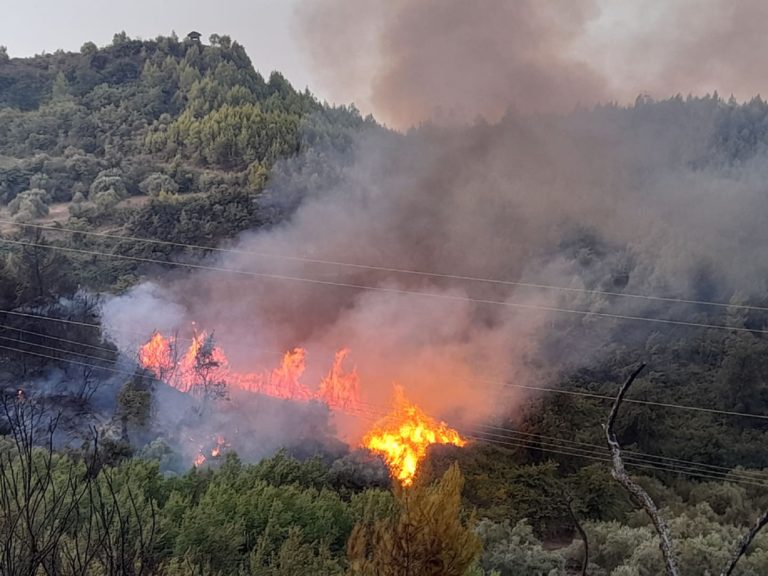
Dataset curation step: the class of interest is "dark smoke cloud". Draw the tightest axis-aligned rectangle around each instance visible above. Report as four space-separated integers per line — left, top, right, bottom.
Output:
296 0 768 128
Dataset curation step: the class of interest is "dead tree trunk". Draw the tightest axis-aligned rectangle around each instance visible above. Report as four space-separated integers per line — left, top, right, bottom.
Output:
605 363 768 575
721 510 768 576
604 364 680 576
565 494 589 576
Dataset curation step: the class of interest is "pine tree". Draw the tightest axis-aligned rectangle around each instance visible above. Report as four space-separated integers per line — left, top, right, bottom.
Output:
347 463 481 576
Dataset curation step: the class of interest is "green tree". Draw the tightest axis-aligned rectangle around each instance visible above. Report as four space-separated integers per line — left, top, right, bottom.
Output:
347 464 481 576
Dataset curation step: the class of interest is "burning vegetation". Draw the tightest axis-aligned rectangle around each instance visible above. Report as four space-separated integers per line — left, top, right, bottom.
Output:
363 386 465 486
138 329 465 483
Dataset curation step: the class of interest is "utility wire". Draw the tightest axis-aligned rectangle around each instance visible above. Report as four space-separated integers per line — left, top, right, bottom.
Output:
475 424 768 481
2 238 766 338
470 428 768 486
4 219 767 312
493 381 768 421
462 434 768 489
0 334 116 363
2 339 767 488
3 305 768 422
0 323 119 354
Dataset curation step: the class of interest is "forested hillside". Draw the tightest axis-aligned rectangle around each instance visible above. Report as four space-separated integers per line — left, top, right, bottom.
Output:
0 31 370 295
5 32 768 575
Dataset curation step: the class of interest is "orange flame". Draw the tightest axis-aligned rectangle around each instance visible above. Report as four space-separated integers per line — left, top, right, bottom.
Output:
138 330 359 409
318 348 361 411
139 330 467 478
363 386 465 486
210 435 227 458
238 348 313 401
138 332 174 375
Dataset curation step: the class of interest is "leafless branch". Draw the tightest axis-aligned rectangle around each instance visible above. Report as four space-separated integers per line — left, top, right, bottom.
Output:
565 494 588 576
604 363 679 576
721 509 768 576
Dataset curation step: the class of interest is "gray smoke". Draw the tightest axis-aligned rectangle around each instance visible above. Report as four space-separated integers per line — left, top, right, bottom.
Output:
103 102 768 446
296 0 768 128
98 2 768 458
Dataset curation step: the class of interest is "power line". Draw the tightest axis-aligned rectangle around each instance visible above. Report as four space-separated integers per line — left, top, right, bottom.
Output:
495 381 768 421
351 400 768 483
0 323 119 354
3 337 768 488
2 238 766 337
2 305 768 422
475 424 768 480
5 219 766 313
463 434 768 489
0 334 116 364
0 307 287 360
470 428 768 486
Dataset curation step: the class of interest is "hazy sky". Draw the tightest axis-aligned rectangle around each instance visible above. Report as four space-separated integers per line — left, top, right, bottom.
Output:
0 0 320 95
4 0 768 124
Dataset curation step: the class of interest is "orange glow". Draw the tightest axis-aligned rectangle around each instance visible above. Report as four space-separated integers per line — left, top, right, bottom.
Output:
138 332 174 375
210 435 227 458
237 348 313 401
363 386 465 486
139 330 355 406
318 348 361 411
139 330 468 477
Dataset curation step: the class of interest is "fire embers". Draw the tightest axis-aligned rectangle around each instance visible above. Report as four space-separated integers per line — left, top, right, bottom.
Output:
193 435 229 468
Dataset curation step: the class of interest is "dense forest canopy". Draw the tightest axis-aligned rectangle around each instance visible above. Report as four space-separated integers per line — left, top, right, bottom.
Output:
3 31 768 575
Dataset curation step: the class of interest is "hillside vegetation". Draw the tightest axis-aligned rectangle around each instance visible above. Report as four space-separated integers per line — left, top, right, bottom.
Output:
4 33 768 575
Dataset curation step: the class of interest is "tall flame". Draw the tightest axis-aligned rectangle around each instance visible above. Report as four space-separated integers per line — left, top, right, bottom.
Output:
139 331 358 408
238 348 313 401
363 386 466 486
138 332 174 375
139 330 466 479
317 348 361 411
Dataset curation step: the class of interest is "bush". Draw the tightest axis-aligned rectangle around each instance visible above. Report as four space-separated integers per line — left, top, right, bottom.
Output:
140 172 179 196
475 519 565 576
8 188 50 220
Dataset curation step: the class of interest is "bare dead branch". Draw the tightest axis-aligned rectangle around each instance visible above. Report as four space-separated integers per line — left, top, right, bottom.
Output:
604 363 679 576
565 494 588 576
721 509 768 576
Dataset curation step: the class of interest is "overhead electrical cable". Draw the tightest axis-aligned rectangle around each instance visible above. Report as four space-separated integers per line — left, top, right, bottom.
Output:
1 238 766 338
1 339 767 488
2 218 766 312
2 305 768 421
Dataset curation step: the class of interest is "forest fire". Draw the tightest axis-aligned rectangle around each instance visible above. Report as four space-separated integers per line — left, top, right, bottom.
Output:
138 331 359 409
139 331 465 483
363 386 466 486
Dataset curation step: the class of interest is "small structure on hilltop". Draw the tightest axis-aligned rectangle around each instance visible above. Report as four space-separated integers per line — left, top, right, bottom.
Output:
186 31 202 43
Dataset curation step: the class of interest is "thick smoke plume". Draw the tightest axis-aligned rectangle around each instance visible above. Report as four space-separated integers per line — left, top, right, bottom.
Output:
98 2 768 464
103 106 768 456
296 0 607 127
296 0 768 128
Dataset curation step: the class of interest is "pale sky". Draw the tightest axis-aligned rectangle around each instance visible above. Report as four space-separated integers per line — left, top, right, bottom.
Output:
1 0 762 123
0 0 322 96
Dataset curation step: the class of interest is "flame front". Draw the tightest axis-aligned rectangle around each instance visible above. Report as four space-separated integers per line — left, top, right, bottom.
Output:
138 331 359 408
139 330 463 479
318 348 361 410
139 332 174 375
363 386 465 486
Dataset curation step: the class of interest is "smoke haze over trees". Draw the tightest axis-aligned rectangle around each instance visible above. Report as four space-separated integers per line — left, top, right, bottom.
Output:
3 3 768 572
297 0 768 128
